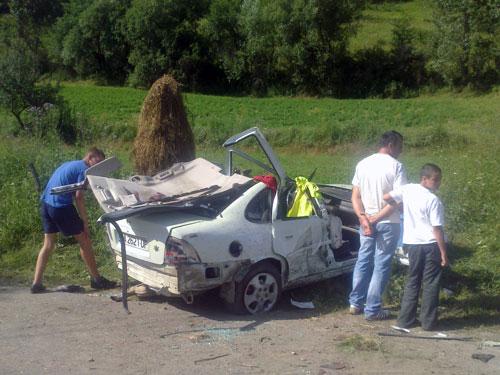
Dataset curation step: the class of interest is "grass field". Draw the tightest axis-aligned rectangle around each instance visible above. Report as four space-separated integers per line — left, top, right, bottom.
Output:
349 0 433 51
60 82 500 150
2 81 500 324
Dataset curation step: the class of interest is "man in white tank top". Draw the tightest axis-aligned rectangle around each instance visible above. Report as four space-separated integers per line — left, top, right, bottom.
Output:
349 131 407 320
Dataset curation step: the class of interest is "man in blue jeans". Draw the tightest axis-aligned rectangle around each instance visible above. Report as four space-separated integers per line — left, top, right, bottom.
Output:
31 147 116 294
349 131 407 320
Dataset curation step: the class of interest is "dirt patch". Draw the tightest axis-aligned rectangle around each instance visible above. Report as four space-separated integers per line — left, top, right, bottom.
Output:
1 285 499 375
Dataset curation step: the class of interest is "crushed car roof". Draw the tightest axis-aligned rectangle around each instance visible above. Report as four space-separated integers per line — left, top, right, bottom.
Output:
87 158 252 215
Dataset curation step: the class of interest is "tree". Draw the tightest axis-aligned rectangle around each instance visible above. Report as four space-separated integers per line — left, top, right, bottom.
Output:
429 0 500 89
8 0 62 55
200 0 366 95
274 0 366 94
389 19 427 95
59 0 131 84
199 0 245 84
124 0 211 88
0 41 57 132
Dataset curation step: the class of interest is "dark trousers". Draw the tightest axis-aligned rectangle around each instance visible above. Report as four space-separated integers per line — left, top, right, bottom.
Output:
397 243 443 330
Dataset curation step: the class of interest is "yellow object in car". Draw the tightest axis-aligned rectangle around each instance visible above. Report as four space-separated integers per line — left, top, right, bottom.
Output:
286 176 323 217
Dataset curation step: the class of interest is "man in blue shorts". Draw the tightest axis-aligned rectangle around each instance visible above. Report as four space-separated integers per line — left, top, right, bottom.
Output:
31 147 116 293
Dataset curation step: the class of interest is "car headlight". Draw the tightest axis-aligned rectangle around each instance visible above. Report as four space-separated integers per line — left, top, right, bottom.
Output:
165 236 201 264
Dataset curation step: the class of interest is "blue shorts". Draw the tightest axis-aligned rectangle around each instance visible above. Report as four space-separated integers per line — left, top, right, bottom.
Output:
41 201 83 237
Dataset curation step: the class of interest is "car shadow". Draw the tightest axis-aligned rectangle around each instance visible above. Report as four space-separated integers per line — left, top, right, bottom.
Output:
121 274 352 328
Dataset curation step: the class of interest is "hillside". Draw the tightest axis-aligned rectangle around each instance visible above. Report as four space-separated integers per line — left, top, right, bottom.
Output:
350 0 432 51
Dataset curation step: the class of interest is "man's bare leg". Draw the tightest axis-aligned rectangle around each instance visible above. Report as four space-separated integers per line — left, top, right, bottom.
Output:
73 232 100 280
33 233 57 285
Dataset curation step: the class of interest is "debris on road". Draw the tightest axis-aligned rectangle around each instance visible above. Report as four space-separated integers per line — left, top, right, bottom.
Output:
109 284 156 302
55 284 85 293
433 332 447 338
472 353 495 363
379 332 473 341
390 325 410 333
193 354 230 364
483 341 500 347
320 362 346 370
290 298 315 309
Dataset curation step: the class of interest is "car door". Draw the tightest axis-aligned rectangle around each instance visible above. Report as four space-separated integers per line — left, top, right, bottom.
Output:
272 215 325 282
271 180 332 282
223 127 329 281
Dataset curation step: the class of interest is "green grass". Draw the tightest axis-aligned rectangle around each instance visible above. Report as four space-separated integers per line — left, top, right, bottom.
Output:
61 82 500 151
337 334 382 352
350 0 433 51
60 82 146 125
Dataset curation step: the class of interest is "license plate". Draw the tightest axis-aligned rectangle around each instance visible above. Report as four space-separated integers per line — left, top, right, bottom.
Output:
123 233 147 250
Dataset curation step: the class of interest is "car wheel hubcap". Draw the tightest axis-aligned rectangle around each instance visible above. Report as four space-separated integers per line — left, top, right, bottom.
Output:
244 272 278 314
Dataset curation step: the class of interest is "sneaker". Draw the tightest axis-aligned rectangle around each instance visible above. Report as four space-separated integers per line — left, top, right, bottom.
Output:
366 309 391 321
30 283 46 294
349 305 363 315
91 276 117 290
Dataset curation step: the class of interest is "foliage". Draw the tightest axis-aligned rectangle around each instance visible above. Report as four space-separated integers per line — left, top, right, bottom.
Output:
8 0 62 55
124 0 211 88
388 19 427 95
350 0 433 52
428 0 500 89
203 0 367 95
199 0 244 83
0 38 84 143
57 0 131 84
0 40 58 132
339 19 427 98
3 0 500 94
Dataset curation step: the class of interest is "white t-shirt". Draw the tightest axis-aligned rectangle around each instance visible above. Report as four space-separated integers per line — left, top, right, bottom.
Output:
389 183 445 244
352 153 407 223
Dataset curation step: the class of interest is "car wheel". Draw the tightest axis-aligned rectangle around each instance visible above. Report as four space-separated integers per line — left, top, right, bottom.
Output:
227 263 282 315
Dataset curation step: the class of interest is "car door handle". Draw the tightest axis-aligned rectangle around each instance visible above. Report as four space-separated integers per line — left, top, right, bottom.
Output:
285 235 294 239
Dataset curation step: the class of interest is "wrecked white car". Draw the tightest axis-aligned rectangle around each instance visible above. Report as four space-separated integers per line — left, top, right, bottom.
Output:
83 128 360 314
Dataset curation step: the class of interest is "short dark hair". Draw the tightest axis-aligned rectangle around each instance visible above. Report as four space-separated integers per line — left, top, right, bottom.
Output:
87 147 105 160
420 163 442 179
379 131 403 148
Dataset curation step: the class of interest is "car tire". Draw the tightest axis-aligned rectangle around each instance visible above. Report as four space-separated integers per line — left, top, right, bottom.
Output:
226 262 282 315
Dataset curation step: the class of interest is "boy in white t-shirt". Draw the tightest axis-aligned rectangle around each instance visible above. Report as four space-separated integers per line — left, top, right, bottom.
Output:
383 164 448 330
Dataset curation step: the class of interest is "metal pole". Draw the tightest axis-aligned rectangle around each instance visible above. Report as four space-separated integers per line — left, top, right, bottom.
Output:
108 221 130 314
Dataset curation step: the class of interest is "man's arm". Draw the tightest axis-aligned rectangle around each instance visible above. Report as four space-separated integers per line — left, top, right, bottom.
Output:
432 226 448 267
368 193 400 225
351 186 372 235
75 189 90 237
383 192 397 206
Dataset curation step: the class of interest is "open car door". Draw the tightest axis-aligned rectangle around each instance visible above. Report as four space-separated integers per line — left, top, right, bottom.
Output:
223 128 330 283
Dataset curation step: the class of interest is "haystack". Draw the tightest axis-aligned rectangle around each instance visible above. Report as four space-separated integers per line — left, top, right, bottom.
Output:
132 74 195 175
